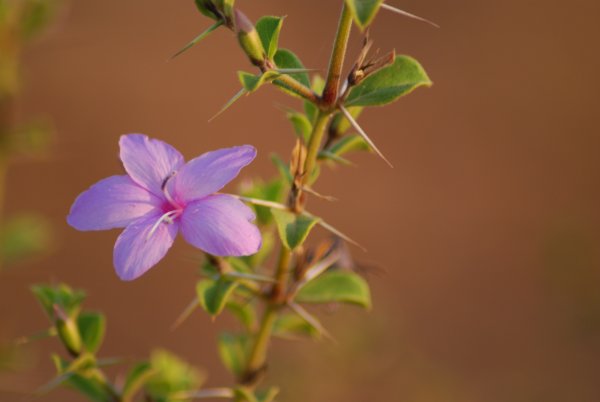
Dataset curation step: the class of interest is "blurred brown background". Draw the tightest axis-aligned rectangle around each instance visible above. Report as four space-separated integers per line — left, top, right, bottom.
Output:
2 0 600 401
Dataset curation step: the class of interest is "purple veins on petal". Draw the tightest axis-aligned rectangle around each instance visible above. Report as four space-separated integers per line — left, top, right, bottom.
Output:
119 134 185 197
172 145 257 203
180 194 261 257
113 213 179 281
67 175 161 231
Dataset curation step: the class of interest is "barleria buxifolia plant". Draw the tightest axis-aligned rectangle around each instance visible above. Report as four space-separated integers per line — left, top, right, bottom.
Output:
27 1 435 400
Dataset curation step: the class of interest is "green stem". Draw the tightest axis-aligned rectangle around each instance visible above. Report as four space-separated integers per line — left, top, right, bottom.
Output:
322 2 353 107
244 305 278 381
239 2 354 393
244 248 290 383
302 111 331 192
271 74 319 105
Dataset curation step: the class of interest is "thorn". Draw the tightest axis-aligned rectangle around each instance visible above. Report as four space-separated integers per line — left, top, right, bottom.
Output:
208 87 247 122
170 298 199 331
226 194 289 210
169 21 224 60
301 186 338 202
318 150 355 166
302 211 367 252
288 302 337 344
381 3 440 28
275 68 319 74
171 388 235 400
300 249 342 285
339 106 393 168
224 271 276 283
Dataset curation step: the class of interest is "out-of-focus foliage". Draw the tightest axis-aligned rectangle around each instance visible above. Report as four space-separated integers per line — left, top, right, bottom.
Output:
0 0 62 98
0 213 51 265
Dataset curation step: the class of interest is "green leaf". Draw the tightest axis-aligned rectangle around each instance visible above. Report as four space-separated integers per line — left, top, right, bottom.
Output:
234 387 259 402
227 301 257 332
328 135 370 157
196 278 239 317
1 214 51 265
270 153 293 183
296 271 372 309
77 312 105 354
227 256 253 274
145 349 205 400
345 55 431 107
10 118 53 156
218 333 249 377
222 0 235 19
273 49 311 98
271 209 320 250
240 178 285 226
257 387 280 402
273 49 310 87
273 313 321 340
287 111 312 142
194 0 220 20
49 354 110 402
238 70 279 93
344 0 384 29
20 0 60 41
31 283 86 319
256 16 284 60
122 362 155 402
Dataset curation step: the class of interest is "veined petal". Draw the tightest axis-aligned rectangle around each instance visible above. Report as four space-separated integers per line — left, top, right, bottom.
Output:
119 134 185 196
173 145 256 203
113 213 179 281
180 194 261 257
67 175 161 231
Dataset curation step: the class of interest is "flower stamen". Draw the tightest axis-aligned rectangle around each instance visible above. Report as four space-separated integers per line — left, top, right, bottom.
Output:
146 210 180 241
161 172 180 208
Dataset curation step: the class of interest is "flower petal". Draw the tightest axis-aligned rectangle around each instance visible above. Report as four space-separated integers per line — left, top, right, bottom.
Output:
67 175 161 231
119 134 185 196
180 194 261 256
173 145 256 202
113 213 179 281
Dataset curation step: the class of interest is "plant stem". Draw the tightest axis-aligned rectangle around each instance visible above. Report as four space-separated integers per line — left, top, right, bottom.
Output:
322 2 353 107
243 248 290 384
272 74 319 105
301 110 331 197
244 304 278 382
240 1 355 392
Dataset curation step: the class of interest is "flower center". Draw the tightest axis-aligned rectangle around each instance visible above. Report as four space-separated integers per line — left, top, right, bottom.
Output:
146 172 184 241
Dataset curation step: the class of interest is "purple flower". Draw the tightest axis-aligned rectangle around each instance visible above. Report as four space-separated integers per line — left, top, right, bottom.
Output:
67 134 261 281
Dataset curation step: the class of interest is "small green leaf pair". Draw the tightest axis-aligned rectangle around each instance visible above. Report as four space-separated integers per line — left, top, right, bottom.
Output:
32 284 106 356
142 350 205 402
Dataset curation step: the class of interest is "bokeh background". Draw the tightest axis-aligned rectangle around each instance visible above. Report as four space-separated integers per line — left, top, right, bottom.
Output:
2 0 600 401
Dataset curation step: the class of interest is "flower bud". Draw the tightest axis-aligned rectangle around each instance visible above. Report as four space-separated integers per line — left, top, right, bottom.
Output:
194 0 220 20
53 304 82 356
235 9 265 67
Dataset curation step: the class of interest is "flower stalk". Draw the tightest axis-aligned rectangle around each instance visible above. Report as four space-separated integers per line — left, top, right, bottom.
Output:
322 2 353 107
